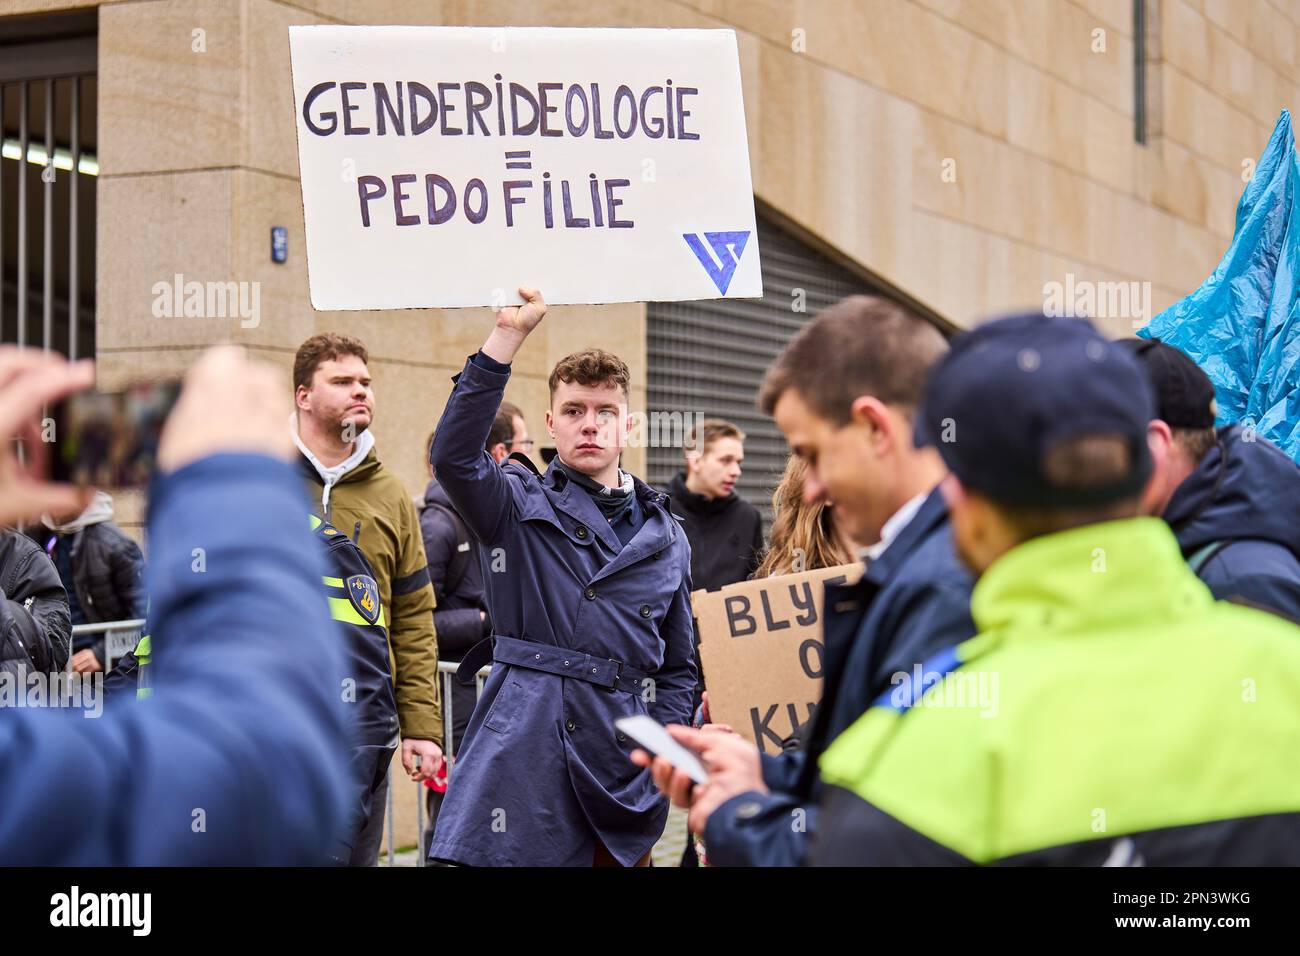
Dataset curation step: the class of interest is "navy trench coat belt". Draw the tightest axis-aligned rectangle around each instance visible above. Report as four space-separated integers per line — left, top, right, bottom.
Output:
456 635 652 696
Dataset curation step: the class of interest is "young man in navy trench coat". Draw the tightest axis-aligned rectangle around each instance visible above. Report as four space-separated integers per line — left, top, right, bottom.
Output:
427 287 697 866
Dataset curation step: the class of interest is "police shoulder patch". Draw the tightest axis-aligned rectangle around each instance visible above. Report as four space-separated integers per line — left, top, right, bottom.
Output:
347 574 381 624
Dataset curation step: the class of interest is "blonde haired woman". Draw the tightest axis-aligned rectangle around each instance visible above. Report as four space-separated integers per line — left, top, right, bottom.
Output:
754 456 859 578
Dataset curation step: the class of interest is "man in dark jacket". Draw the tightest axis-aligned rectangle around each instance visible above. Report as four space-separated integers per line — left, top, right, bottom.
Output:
420 409 514 751
808 315 1300 865
0 345 351 864
427 287 696 867
1123 337 1300 621
0 530 72 680
39 490 145 673
636 296 975 867
663 419 763 591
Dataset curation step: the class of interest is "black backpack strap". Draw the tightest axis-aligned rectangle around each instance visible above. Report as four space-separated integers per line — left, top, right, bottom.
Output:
424 500 474 597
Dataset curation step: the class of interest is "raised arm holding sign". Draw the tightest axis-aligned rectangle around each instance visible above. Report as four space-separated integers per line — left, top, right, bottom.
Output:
425 287 698 867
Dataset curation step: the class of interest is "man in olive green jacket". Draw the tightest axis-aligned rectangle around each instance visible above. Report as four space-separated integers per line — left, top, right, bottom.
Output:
292 332 442 865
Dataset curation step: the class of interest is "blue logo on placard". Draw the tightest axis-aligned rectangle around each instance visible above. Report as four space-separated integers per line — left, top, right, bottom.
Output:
683 231 751 295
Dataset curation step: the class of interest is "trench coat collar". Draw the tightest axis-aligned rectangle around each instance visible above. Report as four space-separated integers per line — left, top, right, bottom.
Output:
544 458 624 554
543 460 678 578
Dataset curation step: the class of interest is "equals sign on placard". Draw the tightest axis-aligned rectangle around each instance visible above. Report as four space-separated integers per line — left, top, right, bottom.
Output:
505 150 532 169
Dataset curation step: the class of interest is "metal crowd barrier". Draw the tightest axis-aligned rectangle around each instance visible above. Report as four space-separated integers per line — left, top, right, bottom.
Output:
68 619 147 671
387 659 491 867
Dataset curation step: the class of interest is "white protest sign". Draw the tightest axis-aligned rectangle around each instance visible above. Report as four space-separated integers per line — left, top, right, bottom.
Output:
288 26 763 310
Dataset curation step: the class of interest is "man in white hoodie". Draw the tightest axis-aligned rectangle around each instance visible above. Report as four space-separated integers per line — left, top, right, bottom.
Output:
292 332 442 866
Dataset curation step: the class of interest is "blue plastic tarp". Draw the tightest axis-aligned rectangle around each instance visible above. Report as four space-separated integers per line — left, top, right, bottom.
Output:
1140 109 1300 461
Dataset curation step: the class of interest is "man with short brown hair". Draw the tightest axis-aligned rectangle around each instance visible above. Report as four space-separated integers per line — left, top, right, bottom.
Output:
427 288 696 867
291 331 442 866
635 294 972 867
663 419 763 592
496 400 534 462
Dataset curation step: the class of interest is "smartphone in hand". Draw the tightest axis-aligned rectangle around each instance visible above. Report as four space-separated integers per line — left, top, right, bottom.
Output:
616 715 708 784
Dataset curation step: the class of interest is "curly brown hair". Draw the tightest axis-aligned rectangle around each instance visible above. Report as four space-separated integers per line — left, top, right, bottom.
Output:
548 349 630 401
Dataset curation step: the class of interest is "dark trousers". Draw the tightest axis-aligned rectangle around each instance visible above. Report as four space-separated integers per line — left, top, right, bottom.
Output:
344 744 394 867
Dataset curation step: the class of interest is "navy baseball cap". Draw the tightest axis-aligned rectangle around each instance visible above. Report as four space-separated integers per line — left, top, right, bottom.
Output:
915 313 1155 507
1114 337 1218 430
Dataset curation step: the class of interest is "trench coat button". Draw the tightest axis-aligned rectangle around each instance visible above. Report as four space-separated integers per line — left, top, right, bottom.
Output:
534 653 541 660
575 525 589 539
563 660 570 667
585 586 597 600
617 731 628 743
639 604 652 618
735 801 763 821
565 718 576 733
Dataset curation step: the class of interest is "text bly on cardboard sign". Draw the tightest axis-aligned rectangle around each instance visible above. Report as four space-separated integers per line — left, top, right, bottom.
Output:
288 25 763 310
695 562 864 755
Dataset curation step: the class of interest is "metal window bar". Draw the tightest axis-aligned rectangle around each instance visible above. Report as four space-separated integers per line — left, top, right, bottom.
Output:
1134 0 1147 145
2 66 95 357
68 76 79 360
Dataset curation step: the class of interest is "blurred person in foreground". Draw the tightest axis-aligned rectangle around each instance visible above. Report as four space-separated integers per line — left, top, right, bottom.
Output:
636 295 975 867
773 315 1300 863
0 346 350 864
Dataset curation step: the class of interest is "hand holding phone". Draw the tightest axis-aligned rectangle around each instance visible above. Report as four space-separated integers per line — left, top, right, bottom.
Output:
617 715 709 785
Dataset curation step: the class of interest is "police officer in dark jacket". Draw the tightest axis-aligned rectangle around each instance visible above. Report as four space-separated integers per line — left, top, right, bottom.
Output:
0 530 72 680
1123 338 1300 621
636 296 974 867
311 514 401 866
663 419 763 592
39 490 145 672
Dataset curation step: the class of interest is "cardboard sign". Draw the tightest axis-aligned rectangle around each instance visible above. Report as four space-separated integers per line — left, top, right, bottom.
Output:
288 25 763 310
694 563 864 754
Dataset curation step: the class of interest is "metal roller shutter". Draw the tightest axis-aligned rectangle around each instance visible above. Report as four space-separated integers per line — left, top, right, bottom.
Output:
647 212 888 526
